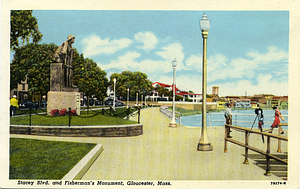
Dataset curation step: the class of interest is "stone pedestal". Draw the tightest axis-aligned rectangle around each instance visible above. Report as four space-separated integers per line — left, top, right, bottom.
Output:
50 62 79 92
50 63 63 91
47 91 81 115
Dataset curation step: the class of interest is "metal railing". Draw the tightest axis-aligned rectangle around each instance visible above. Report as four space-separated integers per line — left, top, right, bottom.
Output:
206 113 288 127
10 106 141 127
224 123 288 176
160 107 181 125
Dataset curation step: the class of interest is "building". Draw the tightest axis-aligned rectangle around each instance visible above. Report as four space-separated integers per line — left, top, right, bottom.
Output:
177 91 202 102
212 86 219 96
10 77 29 101
151 82 202 102
235 99 251 108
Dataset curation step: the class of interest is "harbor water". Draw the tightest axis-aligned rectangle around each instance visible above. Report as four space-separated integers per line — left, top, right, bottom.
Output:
179 109 288 130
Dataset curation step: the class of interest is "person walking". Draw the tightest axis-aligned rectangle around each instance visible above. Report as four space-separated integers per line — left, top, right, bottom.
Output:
269 106 285 134
224 103 232 138
10 95 19 117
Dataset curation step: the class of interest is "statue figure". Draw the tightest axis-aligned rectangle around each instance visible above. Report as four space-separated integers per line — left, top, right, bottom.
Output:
53 35 76 88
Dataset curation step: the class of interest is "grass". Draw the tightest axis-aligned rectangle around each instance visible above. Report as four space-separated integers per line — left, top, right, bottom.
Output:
10 107 139 126
168 107 225 116
10 138 96 180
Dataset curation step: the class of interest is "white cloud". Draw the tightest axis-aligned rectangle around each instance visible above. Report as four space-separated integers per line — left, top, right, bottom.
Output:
134 31 158 51
156 74 202 94
181 46 288 96
205 46 287 82
155 43 185 70
100 42 188 78
97 51 172 77
246 46 288 63
185 54 202 71
98 51 141 71
216 74 288 96
81 35 133 57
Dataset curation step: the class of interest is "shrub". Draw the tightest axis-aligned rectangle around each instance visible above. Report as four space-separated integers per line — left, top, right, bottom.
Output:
59 108 67 116
70 109 76 115
50 109 59 116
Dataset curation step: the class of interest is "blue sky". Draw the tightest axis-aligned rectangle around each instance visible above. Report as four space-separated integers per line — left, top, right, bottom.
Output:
30 10 289 96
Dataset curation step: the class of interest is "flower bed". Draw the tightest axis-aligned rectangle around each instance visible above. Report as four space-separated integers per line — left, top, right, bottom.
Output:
51 108 77 116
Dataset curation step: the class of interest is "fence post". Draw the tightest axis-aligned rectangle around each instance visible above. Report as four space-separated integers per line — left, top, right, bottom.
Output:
29 107 32 126
138 108 140 124
126 107 130 120
264 136 271 176
277 125 282 153
243 131 249 164
69 107 71 127
224 124 228 153
235 115 237 125
179 112 181 125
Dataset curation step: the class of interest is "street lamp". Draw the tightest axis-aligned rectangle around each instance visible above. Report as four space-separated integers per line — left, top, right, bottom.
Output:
197 13 213 151
127 88 129 108
169 58 177 128
141 95 143 105
113 78 116 110
136 92 138 105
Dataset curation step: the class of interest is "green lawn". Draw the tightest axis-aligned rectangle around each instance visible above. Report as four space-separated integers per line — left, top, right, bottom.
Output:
11 107 138 126
168 107 225 116
10 138 96 180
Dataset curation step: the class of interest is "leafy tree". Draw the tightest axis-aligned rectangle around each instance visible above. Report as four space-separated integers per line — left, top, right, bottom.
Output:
10 10 43 51
73 55 108 101
10 43 57 97
109 71 153 100
156 86 170 98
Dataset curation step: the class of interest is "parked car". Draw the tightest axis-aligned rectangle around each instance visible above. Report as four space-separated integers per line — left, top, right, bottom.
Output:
104 99 125 107
104 99 113 106
40 100 47 108
115 101 125 107
19 100 37 108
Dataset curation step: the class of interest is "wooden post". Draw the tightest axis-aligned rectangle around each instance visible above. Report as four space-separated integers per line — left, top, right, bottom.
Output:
224 124 228 153
277 125 282 153
264 136 271 176
243 131 249 164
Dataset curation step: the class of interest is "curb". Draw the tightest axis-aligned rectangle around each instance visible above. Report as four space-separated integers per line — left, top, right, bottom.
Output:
62 144 104 180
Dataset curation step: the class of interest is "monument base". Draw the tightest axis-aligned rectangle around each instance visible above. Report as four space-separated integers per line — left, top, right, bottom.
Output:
47 91 81 115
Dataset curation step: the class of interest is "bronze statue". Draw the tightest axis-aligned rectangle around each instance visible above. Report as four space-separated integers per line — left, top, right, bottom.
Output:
53 35 76 88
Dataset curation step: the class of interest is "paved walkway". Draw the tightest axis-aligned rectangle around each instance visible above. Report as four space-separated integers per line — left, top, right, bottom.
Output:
11 107 287 180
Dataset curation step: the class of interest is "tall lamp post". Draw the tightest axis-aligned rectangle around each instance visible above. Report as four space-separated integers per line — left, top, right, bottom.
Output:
197 13 213 151
141 95 143 106
169 58 177 128
127 88 129 108
113 78 116 110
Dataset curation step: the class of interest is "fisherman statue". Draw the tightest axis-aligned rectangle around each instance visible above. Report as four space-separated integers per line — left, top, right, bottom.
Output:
53 35 77 88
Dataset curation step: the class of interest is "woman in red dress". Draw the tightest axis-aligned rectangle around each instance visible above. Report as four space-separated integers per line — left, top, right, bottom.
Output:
269 106 285 134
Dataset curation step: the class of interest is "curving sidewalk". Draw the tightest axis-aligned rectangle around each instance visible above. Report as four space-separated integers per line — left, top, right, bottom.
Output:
81 107 285 180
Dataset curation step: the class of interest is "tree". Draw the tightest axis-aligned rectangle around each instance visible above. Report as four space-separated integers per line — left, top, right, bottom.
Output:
10 43 57 97
73 55 108 101
10 10 43 51
156 86 170 98
109 71 153 100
